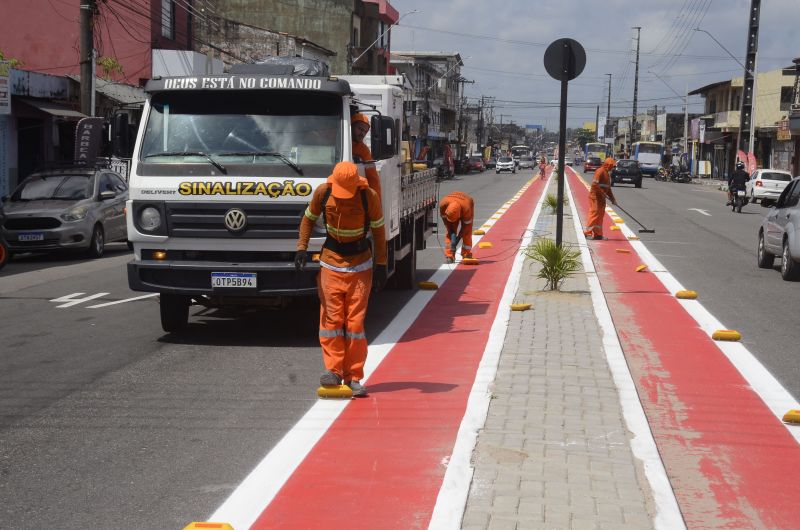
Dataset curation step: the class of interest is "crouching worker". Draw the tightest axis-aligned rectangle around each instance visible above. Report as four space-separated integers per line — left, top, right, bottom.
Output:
295 162 387 396
439 191 475 263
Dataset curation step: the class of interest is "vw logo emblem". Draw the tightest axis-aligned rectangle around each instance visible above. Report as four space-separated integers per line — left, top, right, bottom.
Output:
224 208 247 233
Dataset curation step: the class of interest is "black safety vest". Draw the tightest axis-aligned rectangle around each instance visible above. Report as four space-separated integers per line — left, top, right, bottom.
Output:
321 186 372 256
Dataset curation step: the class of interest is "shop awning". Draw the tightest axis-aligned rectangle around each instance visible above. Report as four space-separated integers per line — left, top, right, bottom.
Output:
18 98 86 119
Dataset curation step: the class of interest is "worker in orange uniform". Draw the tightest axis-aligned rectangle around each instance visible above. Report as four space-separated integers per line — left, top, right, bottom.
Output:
295 162 387 397
583 157 617 240
439 191 474 263
351 113 382 202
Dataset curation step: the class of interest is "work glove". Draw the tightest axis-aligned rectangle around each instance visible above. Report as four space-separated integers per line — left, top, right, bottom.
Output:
372 264 387 293
294 250 307 271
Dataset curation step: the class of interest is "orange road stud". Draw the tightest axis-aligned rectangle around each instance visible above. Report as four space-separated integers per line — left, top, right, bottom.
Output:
462 257 480 265
478 242 493 249
473 229 486 235
317 385 353 399
510 303 532 311
711 329 742 341
418 281 438 290
610 225 621 231
635 264 648 272
628 235 639 240
615 248 631 254
183 523 234 530
675 290 698 299
782 410 800 424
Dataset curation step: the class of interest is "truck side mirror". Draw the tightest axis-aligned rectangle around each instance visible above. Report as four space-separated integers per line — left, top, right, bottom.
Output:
370 115 396 161
112 113 130 158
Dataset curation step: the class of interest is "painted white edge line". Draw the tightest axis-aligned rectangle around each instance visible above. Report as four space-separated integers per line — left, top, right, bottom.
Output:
428 177 549 529
604 207 800 441
208 178 538 530
564 170 686 530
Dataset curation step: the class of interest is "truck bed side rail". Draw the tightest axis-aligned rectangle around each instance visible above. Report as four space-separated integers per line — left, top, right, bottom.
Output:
400 169 439 217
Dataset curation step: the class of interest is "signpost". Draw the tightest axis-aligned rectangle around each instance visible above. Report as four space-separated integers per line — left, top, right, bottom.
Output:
543 38 586 247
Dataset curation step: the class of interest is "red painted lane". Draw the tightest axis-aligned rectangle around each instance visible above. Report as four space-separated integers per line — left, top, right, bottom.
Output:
252 177 547 529
568 168 800 529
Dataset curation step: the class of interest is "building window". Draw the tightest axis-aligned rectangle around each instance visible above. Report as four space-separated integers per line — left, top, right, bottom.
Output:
709 96 717 114
378 22 388 49
352 14 361 47
780 86 793 111
161 0 174 40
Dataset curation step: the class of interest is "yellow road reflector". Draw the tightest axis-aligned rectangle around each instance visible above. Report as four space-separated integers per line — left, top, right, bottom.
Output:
615 248 631 254
478 242 493 249
462 257 480 265
628 236 640 240
712 329 741 341
610 226 621 231
510 303 532 311
183 523 234 530
473 229 486 235
675 290 698 299
317 385 353 399
613 218 625 224
418 281 439 290
635 264 648 272
782 410 800 424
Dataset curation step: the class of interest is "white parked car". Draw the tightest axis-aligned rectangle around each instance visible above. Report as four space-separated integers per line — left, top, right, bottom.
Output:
746 169 793 206
564 156 574 166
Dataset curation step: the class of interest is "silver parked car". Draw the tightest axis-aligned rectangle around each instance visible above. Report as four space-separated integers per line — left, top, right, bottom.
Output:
2 166 128 258
758 176 800 280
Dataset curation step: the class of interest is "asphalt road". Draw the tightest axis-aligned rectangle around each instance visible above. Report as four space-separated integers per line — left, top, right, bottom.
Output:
0 168 535 529
603 175 800 399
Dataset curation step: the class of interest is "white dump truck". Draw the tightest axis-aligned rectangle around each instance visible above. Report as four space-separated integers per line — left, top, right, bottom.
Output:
126 65 438 331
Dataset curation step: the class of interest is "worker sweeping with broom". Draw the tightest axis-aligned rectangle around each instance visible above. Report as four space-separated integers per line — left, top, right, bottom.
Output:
439 191 474 263
583 157 617 240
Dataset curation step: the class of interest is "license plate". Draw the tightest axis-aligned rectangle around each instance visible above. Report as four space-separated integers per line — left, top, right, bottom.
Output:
18 232 44 241
211 272 257 288
737 190 746 196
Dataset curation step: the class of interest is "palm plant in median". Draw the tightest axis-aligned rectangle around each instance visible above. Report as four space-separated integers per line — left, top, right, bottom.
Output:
524 238 581 291
543 193 568 214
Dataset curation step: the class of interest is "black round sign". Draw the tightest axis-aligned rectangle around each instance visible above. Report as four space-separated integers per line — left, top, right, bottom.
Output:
543 38 586 81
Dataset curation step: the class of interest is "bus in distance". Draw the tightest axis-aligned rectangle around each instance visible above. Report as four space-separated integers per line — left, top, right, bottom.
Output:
631 141 664 177
584 142 608 162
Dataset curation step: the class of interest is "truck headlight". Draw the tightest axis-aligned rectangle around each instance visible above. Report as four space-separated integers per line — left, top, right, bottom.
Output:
61 205 89 222
139 206 162 232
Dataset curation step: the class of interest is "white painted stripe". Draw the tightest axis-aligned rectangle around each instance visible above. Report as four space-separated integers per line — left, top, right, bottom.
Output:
208 178 540 530
564 171 685 530
604 207 800 442
428 176 550 529
87 293 159 308
50 292 110 308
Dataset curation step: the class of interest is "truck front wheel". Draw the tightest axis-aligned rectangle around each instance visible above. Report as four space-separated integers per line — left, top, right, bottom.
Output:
392 220 417 290
160 294 190 332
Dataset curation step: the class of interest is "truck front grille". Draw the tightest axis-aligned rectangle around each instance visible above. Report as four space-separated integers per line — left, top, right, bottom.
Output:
165 202 323 239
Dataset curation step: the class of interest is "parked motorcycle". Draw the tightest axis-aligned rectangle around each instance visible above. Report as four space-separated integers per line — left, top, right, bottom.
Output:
732 187 749 213
655 167 668 181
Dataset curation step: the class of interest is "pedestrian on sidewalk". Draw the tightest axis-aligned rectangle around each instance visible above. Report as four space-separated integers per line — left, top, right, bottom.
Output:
439 191 474 263
584 157 617 240
351 112 382 202
295 161 387 396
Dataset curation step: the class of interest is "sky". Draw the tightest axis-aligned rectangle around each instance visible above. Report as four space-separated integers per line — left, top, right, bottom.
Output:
389 0 800 129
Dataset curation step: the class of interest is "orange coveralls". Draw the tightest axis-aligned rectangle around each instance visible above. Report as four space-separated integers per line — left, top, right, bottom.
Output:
297 181 386 383
439 191 475 259
352 141 382 203
584 159 616 239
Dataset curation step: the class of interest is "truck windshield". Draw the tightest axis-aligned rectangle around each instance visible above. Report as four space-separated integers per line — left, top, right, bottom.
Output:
139 90 342 170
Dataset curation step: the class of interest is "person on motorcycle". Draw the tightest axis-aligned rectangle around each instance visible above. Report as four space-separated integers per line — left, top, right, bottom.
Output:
727 161 750 206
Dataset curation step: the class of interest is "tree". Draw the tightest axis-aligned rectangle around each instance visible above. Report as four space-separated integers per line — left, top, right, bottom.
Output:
0 50 24 68
573 128 595 148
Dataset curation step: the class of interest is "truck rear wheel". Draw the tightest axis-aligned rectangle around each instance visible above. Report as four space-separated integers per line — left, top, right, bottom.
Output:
392 220 417 290
160 294 190 332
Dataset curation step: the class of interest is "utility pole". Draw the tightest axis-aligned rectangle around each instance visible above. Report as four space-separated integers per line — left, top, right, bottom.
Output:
631 27 641 144
738 0 761 155
477 95 485 154
595 105 600 141
684 83 689 156
606 73 612 141
79 0 96 117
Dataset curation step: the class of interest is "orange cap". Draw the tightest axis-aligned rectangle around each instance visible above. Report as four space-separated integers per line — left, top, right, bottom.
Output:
328 161 361 199
444 202 462 223
351 113 370 127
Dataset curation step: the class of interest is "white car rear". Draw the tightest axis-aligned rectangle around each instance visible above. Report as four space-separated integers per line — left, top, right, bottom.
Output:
496 156 515 174
747 169 793 205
